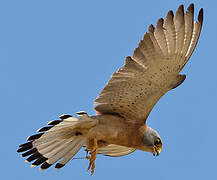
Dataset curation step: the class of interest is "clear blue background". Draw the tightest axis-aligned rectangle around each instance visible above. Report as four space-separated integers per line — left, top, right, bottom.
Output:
1 0 216 179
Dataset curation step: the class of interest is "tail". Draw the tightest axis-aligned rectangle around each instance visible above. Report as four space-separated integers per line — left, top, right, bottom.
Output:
17 112 97 170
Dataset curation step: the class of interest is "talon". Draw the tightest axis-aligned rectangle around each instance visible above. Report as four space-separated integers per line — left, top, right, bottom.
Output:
86 138 98 175
86 155 91 160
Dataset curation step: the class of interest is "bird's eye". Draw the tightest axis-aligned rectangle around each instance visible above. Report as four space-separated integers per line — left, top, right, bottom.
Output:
154 138 161 145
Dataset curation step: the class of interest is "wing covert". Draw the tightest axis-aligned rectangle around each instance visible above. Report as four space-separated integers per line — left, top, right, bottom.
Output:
95 4 203 123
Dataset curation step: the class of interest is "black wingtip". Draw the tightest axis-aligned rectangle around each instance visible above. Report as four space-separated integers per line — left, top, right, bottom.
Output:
76 111 87 116
26 152 41 162
47 120 62 125
59 114 72 120
40 162 52 170
198 8 203 24
27 133 43 141
22 148 37 157
187 3 194 14
178 4 184 12
175 4 184 18
17 142 33 152
55 163 65 169
156 18 164 28
37 126 52 132
167 10 174 18
19 141 33 148
148 24 155 33
32 156 48 166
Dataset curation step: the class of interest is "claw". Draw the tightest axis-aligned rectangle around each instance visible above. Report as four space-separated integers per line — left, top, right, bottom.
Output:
86 138 98 175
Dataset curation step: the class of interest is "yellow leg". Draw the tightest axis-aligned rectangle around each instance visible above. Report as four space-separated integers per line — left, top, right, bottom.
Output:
87 138 98 175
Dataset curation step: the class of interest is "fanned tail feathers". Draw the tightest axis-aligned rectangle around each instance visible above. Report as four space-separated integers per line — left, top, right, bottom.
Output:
17 114 95 170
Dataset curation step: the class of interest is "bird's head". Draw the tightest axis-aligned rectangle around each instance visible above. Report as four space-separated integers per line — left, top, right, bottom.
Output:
141 126 162 156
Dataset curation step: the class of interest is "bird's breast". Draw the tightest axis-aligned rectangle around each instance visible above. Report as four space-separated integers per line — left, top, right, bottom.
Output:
90 114 146 148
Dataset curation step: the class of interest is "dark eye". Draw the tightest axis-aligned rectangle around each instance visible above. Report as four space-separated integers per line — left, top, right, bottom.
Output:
154 138 161 145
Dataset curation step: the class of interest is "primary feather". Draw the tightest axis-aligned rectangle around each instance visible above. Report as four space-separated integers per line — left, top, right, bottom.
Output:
95 4 203 123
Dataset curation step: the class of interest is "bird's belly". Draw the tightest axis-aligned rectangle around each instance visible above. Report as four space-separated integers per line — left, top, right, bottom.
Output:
88 115 144 148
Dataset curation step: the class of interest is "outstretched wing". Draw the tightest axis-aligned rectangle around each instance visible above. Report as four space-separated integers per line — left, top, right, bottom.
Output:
94 4 203 123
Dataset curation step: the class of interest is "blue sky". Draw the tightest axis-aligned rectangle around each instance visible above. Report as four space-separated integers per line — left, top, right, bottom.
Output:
1 0 216 179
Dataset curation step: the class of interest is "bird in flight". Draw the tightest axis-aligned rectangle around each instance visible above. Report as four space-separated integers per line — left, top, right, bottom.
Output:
17 4 203 175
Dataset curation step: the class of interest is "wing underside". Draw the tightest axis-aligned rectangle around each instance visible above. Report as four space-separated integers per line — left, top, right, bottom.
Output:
98 144 136 157
95 4 203 123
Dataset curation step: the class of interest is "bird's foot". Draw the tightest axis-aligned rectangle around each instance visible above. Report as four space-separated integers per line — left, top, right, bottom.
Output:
86 138 98 175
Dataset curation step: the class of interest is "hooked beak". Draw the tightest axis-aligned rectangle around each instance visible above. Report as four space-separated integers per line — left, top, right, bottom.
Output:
152 145 162 156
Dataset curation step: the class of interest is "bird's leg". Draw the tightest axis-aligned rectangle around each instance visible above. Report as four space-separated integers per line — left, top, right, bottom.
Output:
87 138 98 175
85 148 90 160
